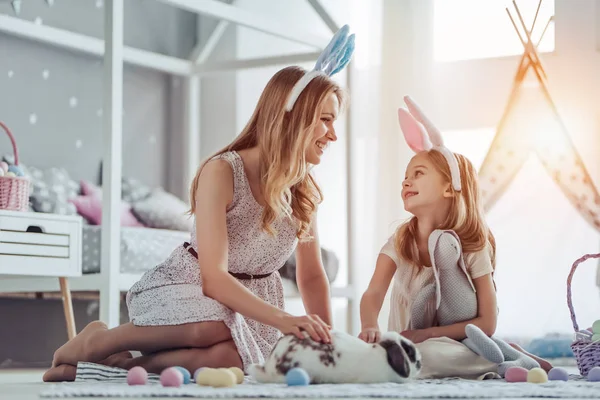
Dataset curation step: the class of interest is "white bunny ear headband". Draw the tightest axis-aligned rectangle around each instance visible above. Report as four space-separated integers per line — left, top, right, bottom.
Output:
397 96 461 191
285 25 355 112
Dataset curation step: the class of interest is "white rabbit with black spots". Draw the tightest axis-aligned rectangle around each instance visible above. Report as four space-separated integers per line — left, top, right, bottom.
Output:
249 330 421 384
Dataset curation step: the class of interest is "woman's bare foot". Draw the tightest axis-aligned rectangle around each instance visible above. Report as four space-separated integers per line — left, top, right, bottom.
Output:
52 321 108 367
43 351 132 383
43 364 76 382
101 351 133 367
509 343 553 372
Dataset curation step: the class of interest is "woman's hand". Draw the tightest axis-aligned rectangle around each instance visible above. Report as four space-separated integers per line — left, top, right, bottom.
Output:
275 314 332 343
358 327 381 343
400 329 432 344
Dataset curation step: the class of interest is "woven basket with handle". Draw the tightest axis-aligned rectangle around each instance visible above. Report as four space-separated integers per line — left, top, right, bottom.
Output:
0 121 29 211
568 252 600 376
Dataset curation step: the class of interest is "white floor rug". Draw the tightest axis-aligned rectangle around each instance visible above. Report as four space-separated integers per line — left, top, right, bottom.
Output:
37 363 599 399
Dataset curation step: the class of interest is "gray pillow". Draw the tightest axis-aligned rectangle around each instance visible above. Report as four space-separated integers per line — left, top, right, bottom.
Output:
121 177 152 203
3 155 79 215
131 188 193 232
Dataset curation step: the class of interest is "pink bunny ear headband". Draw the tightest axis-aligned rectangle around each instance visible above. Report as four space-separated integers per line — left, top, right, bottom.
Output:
397 96 461 191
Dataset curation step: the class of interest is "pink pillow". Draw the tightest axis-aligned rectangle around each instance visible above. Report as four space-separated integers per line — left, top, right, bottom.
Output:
71 180 144 227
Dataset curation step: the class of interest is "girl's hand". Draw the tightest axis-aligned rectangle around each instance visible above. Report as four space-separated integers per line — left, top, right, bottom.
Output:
359 327 381 343
276 314 332 343
400 329 432 344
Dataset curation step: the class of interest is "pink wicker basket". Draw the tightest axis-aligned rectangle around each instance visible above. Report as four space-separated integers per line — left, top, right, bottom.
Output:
567 252 600 376
0 121 29 211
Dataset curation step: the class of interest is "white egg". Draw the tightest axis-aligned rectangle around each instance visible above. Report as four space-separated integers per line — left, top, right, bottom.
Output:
0 169 5 177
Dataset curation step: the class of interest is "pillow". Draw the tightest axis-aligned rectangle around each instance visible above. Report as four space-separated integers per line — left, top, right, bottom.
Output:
121 177 152 203
70 180 144 227
2 155 80 216
132 188 193 232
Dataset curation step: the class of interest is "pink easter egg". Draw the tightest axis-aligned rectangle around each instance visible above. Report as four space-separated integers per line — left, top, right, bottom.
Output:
127 366 148 386
505 366 529 383
160 367 184 388
0 162 8 173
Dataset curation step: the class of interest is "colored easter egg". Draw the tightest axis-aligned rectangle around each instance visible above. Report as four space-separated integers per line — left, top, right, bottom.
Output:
593 334 600 343
5 172 16 177
0 161 8 173
173 366 191 384
548 367 569 381
592 320 600 334
194 367 205 382
228 367 244 384
285 368 310 386
7 165 23 176
160 367 183 387
126 366 148 386
0 168 4 177
527 368 548 384
196 368 236 388
588 367 600 382
505 366 528 382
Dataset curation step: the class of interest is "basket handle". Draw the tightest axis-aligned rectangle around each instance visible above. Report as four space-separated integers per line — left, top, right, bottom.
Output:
0 121 19 165
567 252 600 332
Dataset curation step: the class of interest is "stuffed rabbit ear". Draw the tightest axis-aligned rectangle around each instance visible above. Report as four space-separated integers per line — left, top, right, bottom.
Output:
398 107 432 153
403 95 444 147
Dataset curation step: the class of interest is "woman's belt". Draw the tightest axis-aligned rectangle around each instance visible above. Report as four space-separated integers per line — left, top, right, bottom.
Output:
183 242 273 280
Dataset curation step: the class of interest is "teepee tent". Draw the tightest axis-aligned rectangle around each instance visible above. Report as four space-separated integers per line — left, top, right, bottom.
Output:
478 0 600 232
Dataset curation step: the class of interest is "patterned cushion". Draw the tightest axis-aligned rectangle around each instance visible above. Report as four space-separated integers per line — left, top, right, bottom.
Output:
2 155 80 215
121 177 152 203
131 188 193 232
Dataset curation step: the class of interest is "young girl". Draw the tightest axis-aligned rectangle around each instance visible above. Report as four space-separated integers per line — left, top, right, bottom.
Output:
358 96 552 375
43 26 355 382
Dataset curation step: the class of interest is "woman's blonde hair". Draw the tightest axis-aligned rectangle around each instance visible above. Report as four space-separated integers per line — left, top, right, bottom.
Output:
394 150 496 270
189 66 347 240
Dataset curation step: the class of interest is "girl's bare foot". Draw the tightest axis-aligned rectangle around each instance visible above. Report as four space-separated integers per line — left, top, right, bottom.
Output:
509 342 553 372
52 321 108 367
43 364 76 382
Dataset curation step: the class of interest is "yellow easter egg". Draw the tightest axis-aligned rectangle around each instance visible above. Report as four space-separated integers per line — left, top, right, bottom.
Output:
196 368 219 386
228 367 244 384
527 367 548 384
5 172 16 177
211 369 237 387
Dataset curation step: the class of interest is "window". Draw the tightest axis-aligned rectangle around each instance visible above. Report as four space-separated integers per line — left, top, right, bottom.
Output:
433 0 555 62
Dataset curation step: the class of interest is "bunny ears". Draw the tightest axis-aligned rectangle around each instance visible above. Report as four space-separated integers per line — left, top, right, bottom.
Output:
285 25 355 112
397 96 462 191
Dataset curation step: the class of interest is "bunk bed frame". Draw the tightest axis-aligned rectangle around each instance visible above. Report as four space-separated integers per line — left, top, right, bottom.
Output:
0 0 359 334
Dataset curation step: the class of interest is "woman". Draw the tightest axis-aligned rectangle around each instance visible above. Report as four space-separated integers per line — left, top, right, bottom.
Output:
43 58 352 381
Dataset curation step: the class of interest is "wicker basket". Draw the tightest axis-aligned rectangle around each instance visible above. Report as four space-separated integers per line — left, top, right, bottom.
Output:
567 252 600 376
0 121 29 211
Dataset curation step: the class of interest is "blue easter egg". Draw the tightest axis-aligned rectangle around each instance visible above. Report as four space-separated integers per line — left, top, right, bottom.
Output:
285 368 310 386
173 366 191 384
588 366 600 382
548 367 569 381
7 165 23 177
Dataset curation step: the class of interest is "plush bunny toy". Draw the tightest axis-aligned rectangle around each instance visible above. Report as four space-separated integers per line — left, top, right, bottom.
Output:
397 96 540 378
249 330 422 384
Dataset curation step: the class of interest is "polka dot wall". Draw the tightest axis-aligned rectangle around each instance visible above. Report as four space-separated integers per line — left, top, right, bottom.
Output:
0 0 197 192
